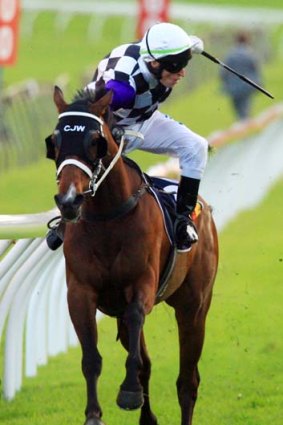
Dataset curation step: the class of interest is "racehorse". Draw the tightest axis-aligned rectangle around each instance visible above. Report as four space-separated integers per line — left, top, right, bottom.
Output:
46 86 218 425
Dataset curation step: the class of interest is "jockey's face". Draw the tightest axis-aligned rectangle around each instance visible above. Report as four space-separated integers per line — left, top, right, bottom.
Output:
150 61 186 88
160 68 185 88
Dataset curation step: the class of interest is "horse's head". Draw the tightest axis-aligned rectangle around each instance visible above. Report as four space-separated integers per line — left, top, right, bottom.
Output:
46 86 115 222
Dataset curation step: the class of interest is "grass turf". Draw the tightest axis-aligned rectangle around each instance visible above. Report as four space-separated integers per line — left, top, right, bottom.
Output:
0 177 282 425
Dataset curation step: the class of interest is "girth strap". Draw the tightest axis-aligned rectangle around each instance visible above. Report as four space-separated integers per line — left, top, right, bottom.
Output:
81 183 149 222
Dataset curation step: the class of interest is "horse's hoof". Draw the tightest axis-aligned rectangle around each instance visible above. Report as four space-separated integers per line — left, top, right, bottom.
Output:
140 412 159 425
84 417 105 425
117 389 144 410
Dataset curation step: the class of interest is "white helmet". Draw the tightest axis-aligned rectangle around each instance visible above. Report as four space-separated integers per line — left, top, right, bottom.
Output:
140 22 195 61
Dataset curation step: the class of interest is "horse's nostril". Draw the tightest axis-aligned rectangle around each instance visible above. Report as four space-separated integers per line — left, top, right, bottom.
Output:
55 183 82 209
73 194 84 208
54 190 83 222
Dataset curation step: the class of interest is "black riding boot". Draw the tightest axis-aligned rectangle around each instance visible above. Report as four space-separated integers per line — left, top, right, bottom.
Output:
174 176 200 252
46 218 64 251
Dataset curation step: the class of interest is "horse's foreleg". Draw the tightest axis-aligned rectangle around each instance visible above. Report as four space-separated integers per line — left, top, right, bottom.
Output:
67 287 104 425
117 319 158 425
139 332 159 425
175 307 208 425
81 326 104 425
116 301 145 411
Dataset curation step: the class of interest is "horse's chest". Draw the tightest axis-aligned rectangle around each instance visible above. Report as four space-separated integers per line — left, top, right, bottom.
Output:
67 243 141 286
88 254 138 317
65 231 150 317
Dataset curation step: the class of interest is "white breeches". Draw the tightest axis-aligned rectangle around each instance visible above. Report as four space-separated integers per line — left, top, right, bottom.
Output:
123 110 208 179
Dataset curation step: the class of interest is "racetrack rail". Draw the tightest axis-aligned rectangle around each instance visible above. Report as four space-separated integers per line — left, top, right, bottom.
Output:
22 1 283 26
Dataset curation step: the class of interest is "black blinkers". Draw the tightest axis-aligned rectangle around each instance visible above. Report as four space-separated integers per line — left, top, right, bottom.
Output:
45 134 55 160
45 113 108 165
45 129 61 160
83 130 108 160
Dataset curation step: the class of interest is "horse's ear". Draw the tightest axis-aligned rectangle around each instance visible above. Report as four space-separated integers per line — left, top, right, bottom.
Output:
91 90 113 115
53 86 67 113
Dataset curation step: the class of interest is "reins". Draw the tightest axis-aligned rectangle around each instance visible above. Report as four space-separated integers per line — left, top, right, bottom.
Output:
83 134 126 197
83 129 144 200
56 109 147 220
56 110 126 197
56 110 144 199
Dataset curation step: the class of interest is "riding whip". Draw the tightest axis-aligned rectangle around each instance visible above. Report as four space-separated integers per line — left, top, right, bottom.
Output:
201 50 274 99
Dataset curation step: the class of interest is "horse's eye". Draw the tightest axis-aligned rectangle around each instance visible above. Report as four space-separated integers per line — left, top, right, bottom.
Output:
84 130 100 160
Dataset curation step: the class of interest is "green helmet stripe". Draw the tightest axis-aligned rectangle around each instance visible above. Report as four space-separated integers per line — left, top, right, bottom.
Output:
140 45 191 56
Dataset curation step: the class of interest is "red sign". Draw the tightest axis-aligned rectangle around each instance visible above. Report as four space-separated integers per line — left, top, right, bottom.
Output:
0 0 20 66
136 0 170 39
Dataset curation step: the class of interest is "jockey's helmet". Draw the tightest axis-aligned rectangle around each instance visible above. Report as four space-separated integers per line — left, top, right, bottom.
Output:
140 23 194 73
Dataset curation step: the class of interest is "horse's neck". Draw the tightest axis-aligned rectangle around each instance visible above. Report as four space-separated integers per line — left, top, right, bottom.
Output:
87 158 140 212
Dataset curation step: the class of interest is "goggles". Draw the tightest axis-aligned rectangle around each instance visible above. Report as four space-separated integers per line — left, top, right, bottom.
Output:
145 28 192 74
158 52 192 73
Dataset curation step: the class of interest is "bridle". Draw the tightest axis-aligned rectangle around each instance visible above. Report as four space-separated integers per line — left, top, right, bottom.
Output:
55 110 126 198
52 110 148 221
83 134 125 197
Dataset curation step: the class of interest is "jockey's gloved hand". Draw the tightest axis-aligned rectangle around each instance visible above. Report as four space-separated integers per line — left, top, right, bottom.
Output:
112 126 125 142
190 36 204 54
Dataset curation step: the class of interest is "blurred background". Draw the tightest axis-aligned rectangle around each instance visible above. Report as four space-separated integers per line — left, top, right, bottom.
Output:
0 2 283 425
0 0 282 213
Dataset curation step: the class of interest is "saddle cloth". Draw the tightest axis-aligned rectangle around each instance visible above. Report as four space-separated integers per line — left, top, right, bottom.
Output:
146 175 203 242
146 176 178 245
123 157 202 298
146 175 203 299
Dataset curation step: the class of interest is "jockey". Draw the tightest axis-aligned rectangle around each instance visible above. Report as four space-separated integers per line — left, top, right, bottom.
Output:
47 22 207 252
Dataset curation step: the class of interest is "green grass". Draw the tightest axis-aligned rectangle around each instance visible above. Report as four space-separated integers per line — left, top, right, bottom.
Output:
6 14 125 90
1 177 282 424
0 159 57 214
163 59 280 138
198 182 283 424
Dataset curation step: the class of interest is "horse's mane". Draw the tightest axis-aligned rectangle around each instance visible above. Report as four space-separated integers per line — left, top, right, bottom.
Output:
70 86 116 128
72 89 98 104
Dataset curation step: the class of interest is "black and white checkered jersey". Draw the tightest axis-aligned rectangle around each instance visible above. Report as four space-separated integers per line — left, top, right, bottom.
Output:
88 42 172 126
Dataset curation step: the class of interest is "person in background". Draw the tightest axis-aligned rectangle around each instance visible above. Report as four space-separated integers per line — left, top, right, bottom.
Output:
220 31 262 120
47 22 207 253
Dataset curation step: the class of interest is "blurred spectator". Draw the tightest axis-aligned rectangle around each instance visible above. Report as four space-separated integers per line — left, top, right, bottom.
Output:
220 31 262 120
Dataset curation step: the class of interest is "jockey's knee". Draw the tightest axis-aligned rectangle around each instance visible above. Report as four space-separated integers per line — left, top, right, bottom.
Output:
179 135 208 178
194 135 208 157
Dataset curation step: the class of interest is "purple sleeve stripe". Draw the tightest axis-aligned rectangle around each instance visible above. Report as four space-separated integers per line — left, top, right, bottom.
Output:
105 80 136 110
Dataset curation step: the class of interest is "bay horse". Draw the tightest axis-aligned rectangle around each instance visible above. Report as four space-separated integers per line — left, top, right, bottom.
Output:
46 86 218 425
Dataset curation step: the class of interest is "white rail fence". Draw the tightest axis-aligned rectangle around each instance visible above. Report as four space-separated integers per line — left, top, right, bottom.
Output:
0 238 77 401
1 108 283 401
22 1 283 26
